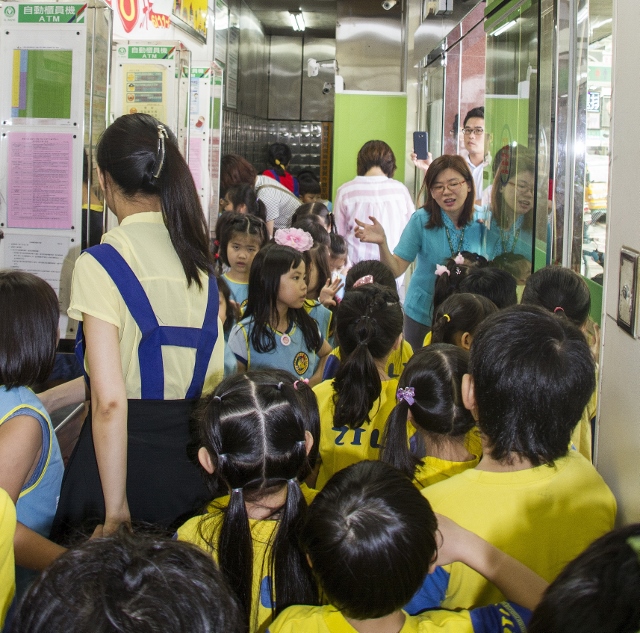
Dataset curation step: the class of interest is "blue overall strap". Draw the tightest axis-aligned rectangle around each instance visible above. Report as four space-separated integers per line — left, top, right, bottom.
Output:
293 177 299 197
85 244 218 400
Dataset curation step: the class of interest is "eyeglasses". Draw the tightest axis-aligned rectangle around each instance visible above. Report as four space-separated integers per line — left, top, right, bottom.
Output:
506 180 534 193
462 127 484 136
430 180 467 195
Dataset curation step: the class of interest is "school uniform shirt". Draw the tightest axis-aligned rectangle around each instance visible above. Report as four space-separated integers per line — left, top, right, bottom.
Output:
304 299 333 343
255 175 301 229
223 273 249 314
68 212 224 399
407 450 616 613
0 386 63 597
0 488 16 629
413 429 483 489
571 386 597 461
267 603 530 633
394 208 485 327
177 485 317 633
228 318 323 380
322 339 413 381
313 378 399 490
334 175 415 267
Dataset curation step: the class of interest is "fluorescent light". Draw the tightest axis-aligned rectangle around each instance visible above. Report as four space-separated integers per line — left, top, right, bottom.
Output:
289 11 305 31
492 20 517 37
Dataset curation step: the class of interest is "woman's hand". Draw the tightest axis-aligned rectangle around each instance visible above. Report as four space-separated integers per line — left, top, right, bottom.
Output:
411 151 433 173
319 276 344 308
354 217 386 245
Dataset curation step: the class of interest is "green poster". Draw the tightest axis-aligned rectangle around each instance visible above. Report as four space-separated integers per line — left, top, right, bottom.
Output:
12 49 73 119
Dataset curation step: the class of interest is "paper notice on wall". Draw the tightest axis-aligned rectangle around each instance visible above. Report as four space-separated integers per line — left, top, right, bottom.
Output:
4 233 74 305
7 132 74 229
188 137 203 191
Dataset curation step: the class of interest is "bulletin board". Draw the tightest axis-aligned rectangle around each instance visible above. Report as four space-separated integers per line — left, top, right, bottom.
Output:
0 2 98 338
332 92 408 200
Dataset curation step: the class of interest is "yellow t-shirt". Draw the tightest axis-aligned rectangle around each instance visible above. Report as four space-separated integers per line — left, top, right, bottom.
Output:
571 387 597 461
327 339 413 380
413 429 482 489
422 450 616 610
69 212 224 399
177 485 317 633
0 489 16 628
313 378 399 489
267 604 527 633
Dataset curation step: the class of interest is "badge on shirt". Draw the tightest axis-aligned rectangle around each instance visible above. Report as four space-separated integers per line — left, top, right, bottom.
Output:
281 334 291 346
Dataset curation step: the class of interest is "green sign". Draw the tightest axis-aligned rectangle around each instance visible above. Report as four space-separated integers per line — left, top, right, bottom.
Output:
128 45 175 60
16 3 86 23
191 67 211 78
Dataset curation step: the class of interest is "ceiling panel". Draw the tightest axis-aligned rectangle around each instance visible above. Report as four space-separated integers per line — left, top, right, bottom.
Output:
242 0 337 37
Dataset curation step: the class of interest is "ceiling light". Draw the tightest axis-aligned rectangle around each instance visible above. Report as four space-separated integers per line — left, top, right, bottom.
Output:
491 20 517 37
289 11 305 31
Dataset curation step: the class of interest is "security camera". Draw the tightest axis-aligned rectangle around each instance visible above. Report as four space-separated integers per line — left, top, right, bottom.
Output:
322 82 332 95
382 0 397 9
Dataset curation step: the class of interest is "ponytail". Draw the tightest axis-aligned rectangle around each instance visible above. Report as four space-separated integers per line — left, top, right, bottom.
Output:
271 479 317 617
380 400 420 478
96 113 213 289
333 316 382 429
216 487 254 624
332 284 403 429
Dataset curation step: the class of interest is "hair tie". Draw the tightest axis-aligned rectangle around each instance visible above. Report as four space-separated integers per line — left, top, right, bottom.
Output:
153 124 168 180
275 159 282 167
231 487 243 494
397 386 415 406
454 253 465 265
287 478 298 485
293 379 309 390
276 382 283 391
213 240 220 246
214 253 220 260
274 228 314 252
213 395 222 402
435 264 450 277
443 313 451 322
554 306 564 313
353 274 374 288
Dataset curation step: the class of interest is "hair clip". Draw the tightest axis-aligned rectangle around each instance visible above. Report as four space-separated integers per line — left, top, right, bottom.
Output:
153 124 169 180
274 228 314 252
214 253 220 260
554 306 565 313
213 395 222 402
275 159 282 166
443 313 451 322
435 264 450 277
293 379 309 390
397 386 415 406
454 252 465 265
276 382 284 391
353 274 374 288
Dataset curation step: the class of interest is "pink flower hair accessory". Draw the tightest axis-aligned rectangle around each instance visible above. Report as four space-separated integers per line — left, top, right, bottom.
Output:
435 264 450 277
454 253 465 265
274 228 314 252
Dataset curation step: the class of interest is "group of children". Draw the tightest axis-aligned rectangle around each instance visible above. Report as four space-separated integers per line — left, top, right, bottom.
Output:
0 149 636 633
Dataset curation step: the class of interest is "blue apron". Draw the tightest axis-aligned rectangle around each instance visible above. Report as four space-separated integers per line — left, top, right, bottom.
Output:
51 244 218 542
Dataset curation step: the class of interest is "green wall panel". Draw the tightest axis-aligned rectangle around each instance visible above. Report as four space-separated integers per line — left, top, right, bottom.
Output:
332 93 408 200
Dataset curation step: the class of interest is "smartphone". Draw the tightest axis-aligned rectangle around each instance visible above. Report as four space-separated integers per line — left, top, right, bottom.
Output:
413 131 428 160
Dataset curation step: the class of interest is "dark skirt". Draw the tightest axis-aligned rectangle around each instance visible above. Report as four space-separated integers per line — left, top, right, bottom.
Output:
50 399 210 544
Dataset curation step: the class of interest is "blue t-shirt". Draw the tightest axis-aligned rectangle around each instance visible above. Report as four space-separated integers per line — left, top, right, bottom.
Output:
394 208 485 326
228 318 323 380
222 274 249 313
0 386 63 598
484 214 532 260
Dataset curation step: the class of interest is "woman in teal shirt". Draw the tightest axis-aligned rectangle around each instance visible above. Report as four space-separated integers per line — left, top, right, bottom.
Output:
355 155 484 349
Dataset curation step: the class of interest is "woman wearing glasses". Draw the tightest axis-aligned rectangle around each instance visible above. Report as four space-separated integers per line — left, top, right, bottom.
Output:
485 146 535 261
355 155 484 349
49 114 224 541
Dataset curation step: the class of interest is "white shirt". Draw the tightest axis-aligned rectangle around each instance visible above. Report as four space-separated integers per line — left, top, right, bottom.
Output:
334 175 415 265
460 149 491 201
254 175 300 229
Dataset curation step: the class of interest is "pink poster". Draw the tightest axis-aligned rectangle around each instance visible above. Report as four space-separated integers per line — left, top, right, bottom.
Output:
188 137 203 191
7 132 74 230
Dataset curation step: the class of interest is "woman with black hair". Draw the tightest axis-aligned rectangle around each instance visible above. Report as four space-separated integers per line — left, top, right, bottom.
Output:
51 114 224 540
